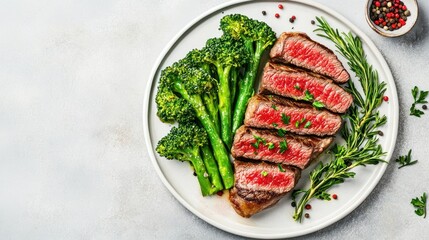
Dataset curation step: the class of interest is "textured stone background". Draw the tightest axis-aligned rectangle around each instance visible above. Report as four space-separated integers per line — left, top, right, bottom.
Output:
1 0 428 239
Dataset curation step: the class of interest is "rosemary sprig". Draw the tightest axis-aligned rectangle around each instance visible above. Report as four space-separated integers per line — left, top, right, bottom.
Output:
292 17 387 222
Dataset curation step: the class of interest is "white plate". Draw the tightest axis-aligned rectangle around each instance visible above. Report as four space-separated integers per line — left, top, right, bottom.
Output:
143 0 399 238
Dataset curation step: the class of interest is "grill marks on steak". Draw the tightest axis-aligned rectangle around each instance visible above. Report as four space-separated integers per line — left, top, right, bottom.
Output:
245 95 342 136
260 63 353 113
230 160 301 218
231 126 333 169
270 32 350 83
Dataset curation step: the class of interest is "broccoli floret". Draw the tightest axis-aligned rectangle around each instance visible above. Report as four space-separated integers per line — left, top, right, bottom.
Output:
156 123 223 196
220 14 277 134
155 58 234 189
201 35 250 147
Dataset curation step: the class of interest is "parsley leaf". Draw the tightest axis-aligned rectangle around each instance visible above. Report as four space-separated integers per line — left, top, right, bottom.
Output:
272 104 277 110
304 90 314 101
278 128 287 137
304 121 312 128
411 192 427 218
278 164 286 172
312 101 325 109
251 135 266 149
281 113 290 124
395 149 418 169
267 142 275 150
261 171 268 177
272 122 278 127
279 140 288 153
410 86 428 117
294 85 301 90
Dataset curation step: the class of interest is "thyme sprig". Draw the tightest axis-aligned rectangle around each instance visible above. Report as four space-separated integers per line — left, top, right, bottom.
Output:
292 17 387 222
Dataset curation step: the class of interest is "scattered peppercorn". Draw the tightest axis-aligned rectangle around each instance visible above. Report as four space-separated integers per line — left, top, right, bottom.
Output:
304 213 310 218
332 194 338 200
217 190 224 196
291 201 296 207
278 4 284 9
291 15 296 20
311 20 315 25
369 0 411 31
305 204 312 210
383 95 389 101
289 18 294 23
378 130 384 136
262 10 267 16
275 13 280 18
423 105 428 110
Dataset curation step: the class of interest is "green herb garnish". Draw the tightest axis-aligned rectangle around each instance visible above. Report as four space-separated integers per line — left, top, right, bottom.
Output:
267 142 275 150
272 123 278 127
395 149 418 169
292 17 387 222
410 86 428 117
272 104 278 110
304 121 312 128
278 128 287 137
295 118 306 128
312 101 325 109
261 171 268 177
281 113 290 124
294 85 302 90
304 90 314 101
251 134 266 149
411 193 427 218
278 164 286 172
279 140 288 153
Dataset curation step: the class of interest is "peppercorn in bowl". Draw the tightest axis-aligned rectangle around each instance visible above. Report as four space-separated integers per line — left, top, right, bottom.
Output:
365 0 419 37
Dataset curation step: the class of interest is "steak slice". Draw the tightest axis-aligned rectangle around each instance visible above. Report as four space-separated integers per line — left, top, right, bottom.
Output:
260 63 353 113
230 160 301 218
244 94 343 136
231 126 334 169
270 32 350 83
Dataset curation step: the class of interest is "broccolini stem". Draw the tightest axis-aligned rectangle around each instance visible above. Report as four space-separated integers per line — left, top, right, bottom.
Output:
201 145 224 192
231 42 263 134
188 151 216 196
217 65 233 148
230 69 238 106
174 82 234 189
203 93 220 134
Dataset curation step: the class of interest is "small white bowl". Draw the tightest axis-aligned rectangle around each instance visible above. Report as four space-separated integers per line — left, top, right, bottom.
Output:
365 0 419 37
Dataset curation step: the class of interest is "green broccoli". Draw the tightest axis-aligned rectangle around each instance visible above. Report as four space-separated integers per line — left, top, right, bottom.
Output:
156 123 223 196
156 59 234 189
184 49 220 134
201 35 249 147
220 14 277 134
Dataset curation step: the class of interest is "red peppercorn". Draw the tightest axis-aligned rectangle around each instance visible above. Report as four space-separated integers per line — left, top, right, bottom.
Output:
305 204 312 210
392 23 397 29
383 96 389 102
278 4 284 9
292 15 296 20
332 194 338 200
375 1 381 7
402 5 407 11
216 190 223 196
395 13 400 18
275 13 280 18
374 20 380 25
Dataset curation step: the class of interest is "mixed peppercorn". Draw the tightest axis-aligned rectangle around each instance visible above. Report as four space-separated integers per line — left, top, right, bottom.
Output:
369 0 411 31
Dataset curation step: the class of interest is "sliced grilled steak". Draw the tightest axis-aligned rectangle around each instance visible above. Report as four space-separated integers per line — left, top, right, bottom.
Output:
231 126 334 169
270 32 350 83
230 160 300 218
244 94 343 136
259 62 353 113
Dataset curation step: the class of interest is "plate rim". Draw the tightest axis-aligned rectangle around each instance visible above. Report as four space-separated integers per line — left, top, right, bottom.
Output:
142 0 399 238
